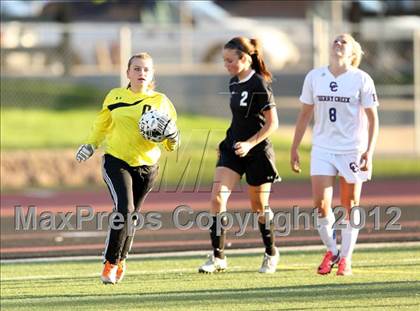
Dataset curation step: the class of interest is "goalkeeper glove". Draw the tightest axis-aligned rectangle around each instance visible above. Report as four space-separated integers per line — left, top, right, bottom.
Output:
76 144 95 162
165 130 180 151
164 120 180 151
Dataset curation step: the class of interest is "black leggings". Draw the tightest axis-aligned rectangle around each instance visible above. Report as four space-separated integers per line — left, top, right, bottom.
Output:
102 154 158 264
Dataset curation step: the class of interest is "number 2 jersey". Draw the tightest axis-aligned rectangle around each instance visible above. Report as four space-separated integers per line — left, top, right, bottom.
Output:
299 66 378 154
85 87 177 166
223 70 276 154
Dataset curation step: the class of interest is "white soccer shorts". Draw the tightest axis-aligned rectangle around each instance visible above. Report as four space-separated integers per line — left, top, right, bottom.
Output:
310 147 372 184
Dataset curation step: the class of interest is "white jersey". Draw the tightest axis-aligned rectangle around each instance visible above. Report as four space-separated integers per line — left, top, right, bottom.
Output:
299 66 378 154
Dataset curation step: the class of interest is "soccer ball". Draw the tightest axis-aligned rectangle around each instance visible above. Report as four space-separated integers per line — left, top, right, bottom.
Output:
138 109 171 143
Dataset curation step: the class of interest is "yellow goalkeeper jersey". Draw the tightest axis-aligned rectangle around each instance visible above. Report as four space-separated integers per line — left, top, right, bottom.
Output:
86 87 177 166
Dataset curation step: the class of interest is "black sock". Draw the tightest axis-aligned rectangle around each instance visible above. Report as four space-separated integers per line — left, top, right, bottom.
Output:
258 220 275 256
210 216 226 259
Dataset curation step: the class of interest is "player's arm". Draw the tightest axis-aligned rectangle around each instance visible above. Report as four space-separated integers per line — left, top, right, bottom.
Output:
290 103 314 173
235 107 278 157
360 73 379 171
162 97 180 152
360 106 379 171
86 106 112 148
291 70 314 173
76 94 113 162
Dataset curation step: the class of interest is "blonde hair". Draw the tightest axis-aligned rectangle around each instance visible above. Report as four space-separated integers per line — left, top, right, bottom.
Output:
341 33 364 68
127 52 155 90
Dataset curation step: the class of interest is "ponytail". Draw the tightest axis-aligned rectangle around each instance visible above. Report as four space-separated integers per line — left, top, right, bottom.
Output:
249 38 272 83
351 39 363 68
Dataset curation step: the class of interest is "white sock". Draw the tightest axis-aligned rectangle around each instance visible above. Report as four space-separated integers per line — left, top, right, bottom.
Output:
341 221 359 262
317 212 338 256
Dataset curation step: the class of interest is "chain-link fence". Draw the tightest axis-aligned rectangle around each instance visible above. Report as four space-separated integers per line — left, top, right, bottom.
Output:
1 15 419 161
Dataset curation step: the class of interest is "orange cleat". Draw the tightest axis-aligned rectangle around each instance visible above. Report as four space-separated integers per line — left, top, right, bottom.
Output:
116 259 126 283
101 261 118 284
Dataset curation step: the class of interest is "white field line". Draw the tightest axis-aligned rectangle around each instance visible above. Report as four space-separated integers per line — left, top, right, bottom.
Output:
2 255 420 282
1 241 420 265
4 263 419 282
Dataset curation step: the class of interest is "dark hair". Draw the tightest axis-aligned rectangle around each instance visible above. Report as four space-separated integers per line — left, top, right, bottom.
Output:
224 37 272 83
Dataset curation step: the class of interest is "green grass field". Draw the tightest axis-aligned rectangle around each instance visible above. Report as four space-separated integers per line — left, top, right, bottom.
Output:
1 245 420 310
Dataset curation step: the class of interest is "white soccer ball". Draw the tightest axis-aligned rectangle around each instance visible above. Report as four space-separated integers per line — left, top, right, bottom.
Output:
138 109 171 143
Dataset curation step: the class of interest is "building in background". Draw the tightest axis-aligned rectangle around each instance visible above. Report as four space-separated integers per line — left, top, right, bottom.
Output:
0 0 301 75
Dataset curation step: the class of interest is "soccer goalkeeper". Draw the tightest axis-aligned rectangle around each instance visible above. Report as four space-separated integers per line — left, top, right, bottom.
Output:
76 52 179 284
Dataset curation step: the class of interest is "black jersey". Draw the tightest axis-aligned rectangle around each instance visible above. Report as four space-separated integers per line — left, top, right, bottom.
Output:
223 71 276 154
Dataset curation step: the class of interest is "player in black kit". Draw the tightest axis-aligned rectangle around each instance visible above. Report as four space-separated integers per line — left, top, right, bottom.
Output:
198 37 280 274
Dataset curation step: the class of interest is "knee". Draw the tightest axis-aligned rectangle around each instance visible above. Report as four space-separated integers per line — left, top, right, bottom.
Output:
250 199 265 214
314 198 331 217
210 193 224 214
256 205 273 224
116 203 135 220
341 198 359 209
314 196 330 208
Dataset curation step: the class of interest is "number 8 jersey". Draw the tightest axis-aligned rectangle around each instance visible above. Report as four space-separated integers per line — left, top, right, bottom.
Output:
299 66 378 154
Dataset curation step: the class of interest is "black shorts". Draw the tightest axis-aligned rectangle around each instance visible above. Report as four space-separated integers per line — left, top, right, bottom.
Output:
216 142 280 186
102 154 159 215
